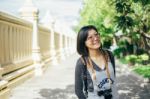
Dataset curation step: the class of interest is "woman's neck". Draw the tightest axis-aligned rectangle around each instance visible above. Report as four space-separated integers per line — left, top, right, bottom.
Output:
89 49 101 59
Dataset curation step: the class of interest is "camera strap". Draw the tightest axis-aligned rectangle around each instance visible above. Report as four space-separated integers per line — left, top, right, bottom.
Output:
88 52 112 85
102 50 113 85
80 50 114 97
105 54 112 85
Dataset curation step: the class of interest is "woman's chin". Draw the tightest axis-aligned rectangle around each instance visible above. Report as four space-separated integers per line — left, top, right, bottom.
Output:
93 45 100 49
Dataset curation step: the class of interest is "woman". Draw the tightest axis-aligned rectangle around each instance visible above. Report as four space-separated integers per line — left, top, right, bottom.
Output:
75 25 119 99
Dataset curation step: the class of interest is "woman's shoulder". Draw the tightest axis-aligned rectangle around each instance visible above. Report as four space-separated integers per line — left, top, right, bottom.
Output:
76 57 84 66
75 57 86 73
76 56 87 69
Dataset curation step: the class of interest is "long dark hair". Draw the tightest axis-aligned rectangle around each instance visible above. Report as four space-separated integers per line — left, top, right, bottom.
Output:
77 25 99 56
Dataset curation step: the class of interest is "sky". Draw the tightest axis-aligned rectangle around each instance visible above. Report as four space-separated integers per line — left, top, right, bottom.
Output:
0 0 83 28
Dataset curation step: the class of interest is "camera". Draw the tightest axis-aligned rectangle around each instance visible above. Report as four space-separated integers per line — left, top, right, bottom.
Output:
97 89 112 99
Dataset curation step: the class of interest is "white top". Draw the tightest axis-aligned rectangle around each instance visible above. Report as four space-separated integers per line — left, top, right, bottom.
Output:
87 62 119 99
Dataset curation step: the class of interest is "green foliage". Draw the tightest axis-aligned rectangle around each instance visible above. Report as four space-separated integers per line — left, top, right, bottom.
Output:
119 57 128 64
115 15 134 32
102 39 112 49
78 0 116 44
133 0 150 6
125 54 138 64
139 54 149 61
133 65 150 78
115 1 133 14
113 47 126 58
77 0 150 57
125 54 149 64
131 32 140 42
113 0 150 57
113 39 135 56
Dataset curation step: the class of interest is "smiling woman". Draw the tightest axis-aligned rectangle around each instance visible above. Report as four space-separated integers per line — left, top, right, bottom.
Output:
75 25 119 99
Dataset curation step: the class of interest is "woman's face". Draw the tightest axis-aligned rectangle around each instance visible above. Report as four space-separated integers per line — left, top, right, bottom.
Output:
85 29 101 50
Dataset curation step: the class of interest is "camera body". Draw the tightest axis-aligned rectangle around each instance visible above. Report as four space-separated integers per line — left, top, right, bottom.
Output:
97 89 112 99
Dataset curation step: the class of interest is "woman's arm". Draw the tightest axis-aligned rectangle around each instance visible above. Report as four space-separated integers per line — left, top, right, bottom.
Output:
75 59 86 99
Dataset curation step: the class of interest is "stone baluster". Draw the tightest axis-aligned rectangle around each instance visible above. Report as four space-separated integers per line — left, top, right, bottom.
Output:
58 27 65 60
19 0 42 76
41 11 58 65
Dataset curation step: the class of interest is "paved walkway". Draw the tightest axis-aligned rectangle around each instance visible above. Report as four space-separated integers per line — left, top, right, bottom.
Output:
116 60 150 99
10 54 150 99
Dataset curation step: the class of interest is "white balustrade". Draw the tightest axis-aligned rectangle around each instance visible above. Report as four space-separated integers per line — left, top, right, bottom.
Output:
0 0 76 98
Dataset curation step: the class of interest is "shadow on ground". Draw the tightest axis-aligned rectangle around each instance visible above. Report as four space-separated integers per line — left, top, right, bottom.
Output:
38 85 77 99
117 74 150 99
37 69 150 99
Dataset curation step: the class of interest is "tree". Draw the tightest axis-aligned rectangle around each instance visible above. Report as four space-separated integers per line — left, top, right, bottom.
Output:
77 0 116 48
113 0 150 55
77 0 150 58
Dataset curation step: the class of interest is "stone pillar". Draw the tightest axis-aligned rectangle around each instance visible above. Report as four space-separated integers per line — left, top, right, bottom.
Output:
50 24 58 65
73 37 77 53
19 0 42 76
64 35 67 57
58 24 65 60
65 36 69 57
19 0 39 22
70 38 74 54
32 17 42 76
41 11 58 65
59 32 65 60
69 38 72 55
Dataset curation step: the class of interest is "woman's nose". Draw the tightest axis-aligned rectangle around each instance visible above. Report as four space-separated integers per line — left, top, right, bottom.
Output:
93 36 98 40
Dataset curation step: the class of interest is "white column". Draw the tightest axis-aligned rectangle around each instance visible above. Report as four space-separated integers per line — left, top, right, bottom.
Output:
59 33 65 60
69 38 72 55
19 0 42 76
65 36 67 52
73 37 76 53
40 11 58 65
50 25 58 65
65 37 70 56
71 38 74 54
32 17 42 76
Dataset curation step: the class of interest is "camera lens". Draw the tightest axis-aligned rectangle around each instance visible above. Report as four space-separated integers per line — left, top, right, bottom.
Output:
104 94 112 99
97 90 104 96
97 89 112 99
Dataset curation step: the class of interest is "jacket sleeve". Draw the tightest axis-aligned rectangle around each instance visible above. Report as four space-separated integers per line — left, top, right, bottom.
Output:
75 58 86 99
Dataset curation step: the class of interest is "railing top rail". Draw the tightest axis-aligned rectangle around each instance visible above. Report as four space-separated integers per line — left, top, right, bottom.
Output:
0 11 32 28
